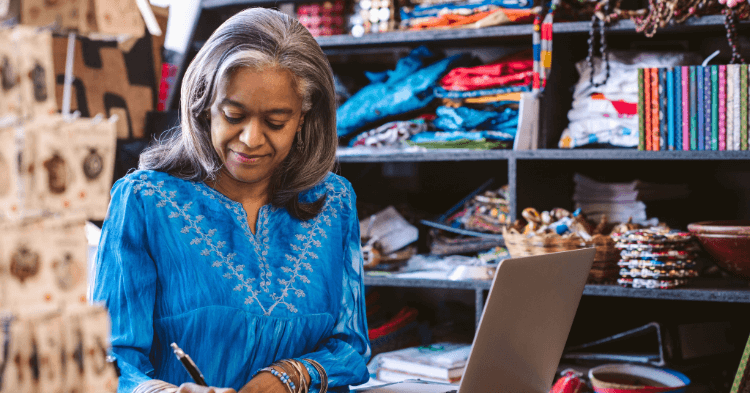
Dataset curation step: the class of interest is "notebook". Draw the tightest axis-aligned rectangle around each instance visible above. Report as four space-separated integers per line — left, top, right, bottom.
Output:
358 248 596 393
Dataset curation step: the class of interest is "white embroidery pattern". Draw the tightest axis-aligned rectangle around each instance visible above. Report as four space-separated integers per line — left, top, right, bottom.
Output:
131 173 349 316
267 178 349 314
191 183 274 293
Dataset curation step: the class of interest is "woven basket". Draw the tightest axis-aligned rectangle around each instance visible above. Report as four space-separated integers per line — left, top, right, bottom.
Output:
502 228 619 283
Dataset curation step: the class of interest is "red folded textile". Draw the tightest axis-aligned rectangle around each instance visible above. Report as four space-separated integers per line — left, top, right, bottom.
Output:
440 50 534 91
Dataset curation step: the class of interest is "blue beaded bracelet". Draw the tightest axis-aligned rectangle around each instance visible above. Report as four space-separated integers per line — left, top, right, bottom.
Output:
254 367 296 393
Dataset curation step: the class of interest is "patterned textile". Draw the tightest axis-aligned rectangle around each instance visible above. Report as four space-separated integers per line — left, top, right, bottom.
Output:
92 170 370 393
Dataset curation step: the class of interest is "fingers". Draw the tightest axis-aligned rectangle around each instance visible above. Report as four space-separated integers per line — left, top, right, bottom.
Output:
176 383 237 393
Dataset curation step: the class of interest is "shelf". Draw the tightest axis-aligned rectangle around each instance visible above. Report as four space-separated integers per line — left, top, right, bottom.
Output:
337 147 512 162
317 24 534 48
364 272 492 290
316 15 740 49
584 278 750 303
337 148 750 163
202 0 309 9
513 149 750 160
364 274 750 303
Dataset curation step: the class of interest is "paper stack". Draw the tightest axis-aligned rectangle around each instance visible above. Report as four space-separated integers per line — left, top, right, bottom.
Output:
573 173 689 224
375 343 470 384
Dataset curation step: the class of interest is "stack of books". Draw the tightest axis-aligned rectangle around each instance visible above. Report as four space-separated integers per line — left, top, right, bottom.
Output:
637 64 749 151
375 343 471 384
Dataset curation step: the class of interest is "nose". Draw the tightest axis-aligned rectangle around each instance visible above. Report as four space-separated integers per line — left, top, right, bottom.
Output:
238 118 264 148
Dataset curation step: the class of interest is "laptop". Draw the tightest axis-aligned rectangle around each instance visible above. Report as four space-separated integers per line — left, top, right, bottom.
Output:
358 248 596 393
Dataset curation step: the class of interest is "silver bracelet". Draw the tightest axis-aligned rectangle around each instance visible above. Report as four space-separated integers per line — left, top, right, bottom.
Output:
133 379 179 393
302 358 328 393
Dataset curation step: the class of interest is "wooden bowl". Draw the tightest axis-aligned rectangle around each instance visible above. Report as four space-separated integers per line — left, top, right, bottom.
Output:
688 221 750 280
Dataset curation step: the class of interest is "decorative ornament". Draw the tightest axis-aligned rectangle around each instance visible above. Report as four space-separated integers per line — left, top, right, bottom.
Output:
1 56 18 91
0 153 10 197
43 153 67 194
82 148 104 180
90 337 109 375
10 245 40 283
53 252 82 291
30 63 47 102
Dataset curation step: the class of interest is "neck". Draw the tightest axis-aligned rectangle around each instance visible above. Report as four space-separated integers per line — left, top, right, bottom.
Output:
210 169 271 206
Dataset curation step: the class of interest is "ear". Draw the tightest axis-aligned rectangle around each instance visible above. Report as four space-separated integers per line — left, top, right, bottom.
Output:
297 113 306 133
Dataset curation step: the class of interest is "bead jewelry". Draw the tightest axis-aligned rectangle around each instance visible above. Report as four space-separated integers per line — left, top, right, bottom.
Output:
724 7 746 64
587 2 610 88
253 366 295 393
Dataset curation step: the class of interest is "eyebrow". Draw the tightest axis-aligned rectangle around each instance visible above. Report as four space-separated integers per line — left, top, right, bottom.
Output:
218 98 295 115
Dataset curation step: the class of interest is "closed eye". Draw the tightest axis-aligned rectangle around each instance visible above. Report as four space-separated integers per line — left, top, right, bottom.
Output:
223 112 244 124
266 120 286 130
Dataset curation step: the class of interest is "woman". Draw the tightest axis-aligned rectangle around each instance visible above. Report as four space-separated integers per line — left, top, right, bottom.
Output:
92 8 370 393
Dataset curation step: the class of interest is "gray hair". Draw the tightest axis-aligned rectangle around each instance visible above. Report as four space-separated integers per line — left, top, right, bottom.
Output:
139 7 338 220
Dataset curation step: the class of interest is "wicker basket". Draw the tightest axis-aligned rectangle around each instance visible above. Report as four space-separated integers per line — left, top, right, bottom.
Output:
502 228 619 283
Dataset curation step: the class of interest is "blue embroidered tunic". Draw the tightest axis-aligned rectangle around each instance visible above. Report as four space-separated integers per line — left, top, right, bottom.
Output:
91 170 371 393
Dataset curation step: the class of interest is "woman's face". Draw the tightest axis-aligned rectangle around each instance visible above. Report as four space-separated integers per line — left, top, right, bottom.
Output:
209 66 304 189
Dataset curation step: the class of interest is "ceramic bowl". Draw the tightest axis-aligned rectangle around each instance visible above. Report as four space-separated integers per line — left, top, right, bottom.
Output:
687 221 750 280
589 364 689 393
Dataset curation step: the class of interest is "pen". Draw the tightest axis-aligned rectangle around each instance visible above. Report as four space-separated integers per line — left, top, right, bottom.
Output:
171 342 208 386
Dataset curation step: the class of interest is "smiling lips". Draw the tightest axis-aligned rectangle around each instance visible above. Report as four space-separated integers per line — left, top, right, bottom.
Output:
231 150 266 164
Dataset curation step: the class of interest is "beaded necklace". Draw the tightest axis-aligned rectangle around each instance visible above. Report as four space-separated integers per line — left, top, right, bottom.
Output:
587 0 609 88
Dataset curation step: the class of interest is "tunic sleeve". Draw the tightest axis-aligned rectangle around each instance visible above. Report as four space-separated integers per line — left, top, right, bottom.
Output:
91 176 158 393
296 183 372 393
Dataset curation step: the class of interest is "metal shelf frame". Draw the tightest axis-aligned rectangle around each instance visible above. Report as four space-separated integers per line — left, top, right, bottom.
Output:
364 274 750 327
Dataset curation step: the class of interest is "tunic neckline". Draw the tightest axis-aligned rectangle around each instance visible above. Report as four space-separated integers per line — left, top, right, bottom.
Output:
195 180 271 238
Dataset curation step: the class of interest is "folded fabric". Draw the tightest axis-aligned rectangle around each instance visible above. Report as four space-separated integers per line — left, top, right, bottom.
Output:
408 7 533 30
434 84 529 99
406 139 509 149
464 92 522 103
363 46 437 84
440 50 533 91
350 116 432 147
568 94 638 122
337 52 471 137
401 0 532 21
411 130 516 142
433 105 518 131
559 124 638 148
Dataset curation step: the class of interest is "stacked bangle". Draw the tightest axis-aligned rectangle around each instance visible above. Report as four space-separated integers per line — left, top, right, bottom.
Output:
254 358 328 393
133 379 178 393
302 358 328 393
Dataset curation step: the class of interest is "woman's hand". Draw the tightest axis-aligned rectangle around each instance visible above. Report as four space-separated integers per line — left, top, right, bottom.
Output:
237 372 291 393
176 383 236 393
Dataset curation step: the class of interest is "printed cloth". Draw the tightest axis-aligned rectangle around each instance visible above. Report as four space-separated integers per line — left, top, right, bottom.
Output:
400 0 532 21
350 116 432 147
92 170 370 393
407 7 534 30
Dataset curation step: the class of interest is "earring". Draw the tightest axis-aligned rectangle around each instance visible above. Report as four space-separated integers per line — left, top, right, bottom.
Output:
296 130 304 152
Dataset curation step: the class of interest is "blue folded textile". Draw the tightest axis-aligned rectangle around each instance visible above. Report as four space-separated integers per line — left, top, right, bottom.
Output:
337 51 471 137
433 84 529 99
433 106 519 131
364 46 437 84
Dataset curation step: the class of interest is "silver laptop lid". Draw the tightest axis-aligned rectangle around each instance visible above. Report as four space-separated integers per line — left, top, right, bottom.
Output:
458 248 596 393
